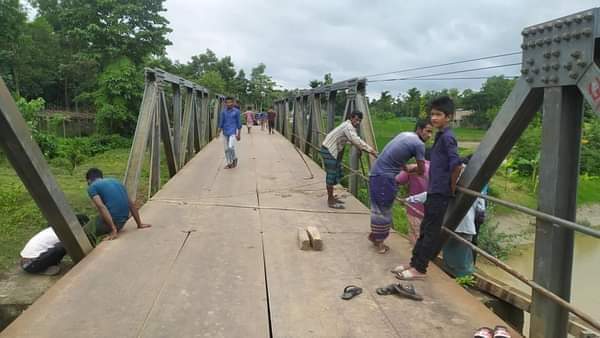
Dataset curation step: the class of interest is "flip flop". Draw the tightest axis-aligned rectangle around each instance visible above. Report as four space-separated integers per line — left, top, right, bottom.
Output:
474 327 494 338
390 264 410 274
377 244 390 254
341 285 362 300
393 283 423 301
376 284 397 296
395 269 426 281
334 198 345 204
493 326 511 338
328 203 345 209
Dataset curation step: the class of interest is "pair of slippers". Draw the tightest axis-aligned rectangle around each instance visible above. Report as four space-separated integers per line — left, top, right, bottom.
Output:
390 264 426 281
474 326 511 338
340 283 423 302
376 283 423 301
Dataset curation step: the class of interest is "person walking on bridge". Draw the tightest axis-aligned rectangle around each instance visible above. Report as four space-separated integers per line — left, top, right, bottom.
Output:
267 108 277 134
367 119 433 254
319 111 378 209
218 97 242 169
243 106 255 134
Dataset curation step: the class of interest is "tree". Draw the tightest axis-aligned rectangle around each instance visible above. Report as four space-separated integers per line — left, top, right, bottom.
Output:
249 63 275 110
404 88 422 118
0 0 27 95
198 70 226 95
94 57 143 135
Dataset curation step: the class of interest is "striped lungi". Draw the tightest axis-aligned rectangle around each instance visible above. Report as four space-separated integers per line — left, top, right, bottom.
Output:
369 175 398 242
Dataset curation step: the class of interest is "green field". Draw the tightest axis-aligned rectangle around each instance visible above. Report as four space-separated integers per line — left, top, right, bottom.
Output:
0 147 168 274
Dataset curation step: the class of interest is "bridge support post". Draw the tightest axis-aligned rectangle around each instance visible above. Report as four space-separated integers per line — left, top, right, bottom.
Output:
172 84 182 166
0 77 93 262
530 86 582 338
326 91 336 132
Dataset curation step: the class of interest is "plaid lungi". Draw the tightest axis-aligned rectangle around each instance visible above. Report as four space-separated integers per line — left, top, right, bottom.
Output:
369 175 398 242
319 146 342 186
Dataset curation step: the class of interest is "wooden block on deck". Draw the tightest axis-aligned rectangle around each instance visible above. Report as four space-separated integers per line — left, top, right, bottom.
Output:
306 226 323 250
298 228 311 250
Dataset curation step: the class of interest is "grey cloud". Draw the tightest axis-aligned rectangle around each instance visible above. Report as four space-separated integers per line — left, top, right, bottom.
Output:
164 0 594 97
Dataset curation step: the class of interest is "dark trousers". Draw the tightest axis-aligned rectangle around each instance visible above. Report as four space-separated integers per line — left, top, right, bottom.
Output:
410 193 450 273
268 120 275 133
21 244 66 274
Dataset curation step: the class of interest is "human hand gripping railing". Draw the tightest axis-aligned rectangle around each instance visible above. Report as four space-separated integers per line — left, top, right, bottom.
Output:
287 131 600 333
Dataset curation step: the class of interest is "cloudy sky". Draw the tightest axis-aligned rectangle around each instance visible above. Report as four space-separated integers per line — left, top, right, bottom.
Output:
163 0 594 97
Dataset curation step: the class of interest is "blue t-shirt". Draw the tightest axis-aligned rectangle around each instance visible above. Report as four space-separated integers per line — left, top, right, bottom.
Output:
87 178 130 225
218 107 242 136
370 132 425 177
428 127 461 196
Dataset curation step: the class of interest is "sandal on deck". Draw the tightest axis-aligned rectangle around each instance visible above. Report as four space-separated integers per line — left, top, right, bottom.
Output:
328 203 345 209
377 244 390 254
473 327 494 338
395 269 426 281
376 284 397 296
341 285 362 300
393 283 423 301
493 326 511 338
390 264 410 274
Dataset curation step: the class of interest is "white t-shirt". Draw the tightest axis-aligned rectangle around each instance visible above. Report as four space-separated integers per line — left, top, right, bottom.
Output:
20 228 60 259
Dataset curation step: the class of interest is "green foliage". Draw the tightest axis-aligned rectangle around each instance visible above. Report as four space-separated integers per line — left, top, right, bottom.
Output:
581 119 600 176
94 57 143 135
462 76 516 128
455 274 476 288
198 70 226 94
476 219 518 260
16 96 59 158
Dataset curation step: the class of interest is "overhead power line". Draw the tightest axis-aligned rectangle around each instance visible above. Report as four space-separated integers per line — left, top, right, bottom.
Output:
368 75 520 83
367 63 522 83
364 51 522 78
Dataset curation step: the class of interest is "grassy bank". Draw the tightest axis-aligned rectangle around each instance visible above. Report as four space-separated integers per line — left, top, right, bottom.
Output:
0 147 169 274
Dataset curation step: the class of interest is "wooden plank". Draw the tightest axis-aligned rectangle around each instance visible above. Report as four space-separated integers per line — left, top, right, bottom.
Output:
298 228 311 250
0 77 92 262
306 225 323 250
124 81 158 201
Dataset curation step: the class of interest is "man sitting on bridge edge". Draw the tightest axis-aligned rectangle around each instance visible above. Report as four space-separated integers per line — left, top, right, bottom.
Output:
319 110 378 209
85 168 151 241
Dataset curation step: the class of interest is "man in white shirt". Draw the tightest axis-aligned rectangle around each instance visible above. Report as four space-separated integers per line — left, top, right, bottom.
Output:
319 111 378 209
20 214 89 275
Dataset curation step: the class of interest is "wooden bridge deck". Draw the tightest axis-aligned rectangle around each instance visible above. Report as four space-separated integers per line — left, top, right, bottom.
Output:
1 131 518 338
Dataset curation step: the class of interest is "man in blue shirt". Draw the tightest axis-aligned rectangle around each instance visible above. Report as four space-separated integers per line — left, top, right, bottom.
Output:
218 97 242 169
86 168 151 241
392 96 462 280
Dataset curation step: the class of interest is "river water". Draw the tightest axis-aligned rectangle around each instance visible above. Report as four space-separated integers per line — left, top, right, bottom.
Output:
479 233 600 323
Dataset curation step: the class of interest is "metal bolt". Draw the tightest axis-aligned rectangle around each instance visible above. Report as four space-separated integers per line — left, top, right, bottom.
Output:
552 63 560 70
521 43 528 50
532 68 540 74
571 50 582 58
536 39 544 46
554 20 563 28
550 76 559 83
541 77 549 84
545 23 553 31
542 64 551 71
563 62 573 70
529 41 536 48
584 12 593 21
521 68 529 75
522 29 529 36
577 60 587 68
574 15 583 23
553 36 562 43
562 32 571 41
572 31 582 39
565 18 573 25
544 37 552 45
537 26 545 33
526 76 534 83
543 52 551 59
526 58 535 65
552 50 560 57
582 28 592 37
569 72 579 79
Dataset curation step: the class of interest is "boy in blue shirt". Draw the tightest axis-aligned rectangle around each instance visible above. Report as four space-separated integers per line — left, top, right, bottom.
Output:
392 96 462 280
86 168 151 241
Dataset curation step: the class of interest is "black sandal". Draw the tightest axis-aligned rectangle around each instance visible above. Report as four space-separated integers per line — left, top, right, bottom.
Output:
341 285 362 300
393 283 423 301
376 284 397 295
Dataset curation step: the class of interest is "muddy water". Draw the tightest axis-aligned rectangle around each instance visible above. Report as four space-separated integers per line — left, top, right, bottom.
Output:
479 233 600 322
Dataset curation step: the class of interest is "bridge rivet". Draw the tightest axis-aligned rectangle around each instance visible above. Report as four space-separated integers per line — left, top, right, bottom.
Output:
536 39 544 46
526 76 534 83
537 26 545 33
553 36 562 43
521 68 529 75
563 62 573 70
543 52 551 59
554 20 563 28
577 60 587 68
541 77 549 83
574 15 583 23
522 29 529 36
544 37 552 45
572 31 582 39
565 18 573 25
571 50 582 58
550 76 559 83
552 63 560 70
569 72 579 79
584 12 593 21
521 43 528 50
552 50 560 57
532 68 540 74
542 64 551 71
545 23 553 31
526 58 535 65
562 32 571 41
582 28 592 37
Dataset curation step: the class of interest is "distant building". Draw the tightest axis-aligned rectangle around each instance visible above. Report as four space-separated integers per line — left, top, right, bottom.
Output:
453 109 474 127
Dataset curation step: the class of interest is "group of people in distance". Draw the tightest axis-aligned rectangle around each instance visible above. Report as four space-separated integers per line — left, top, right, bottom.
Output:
319 95 485 280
